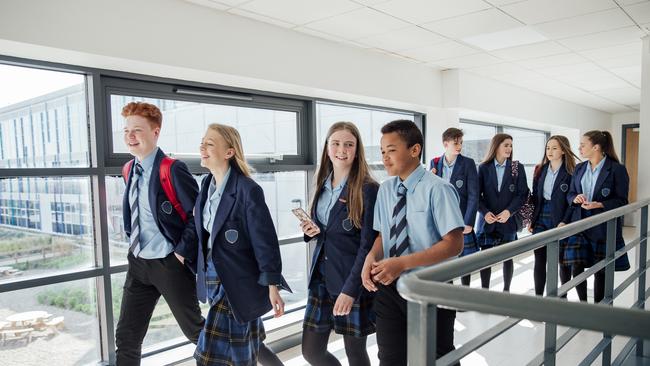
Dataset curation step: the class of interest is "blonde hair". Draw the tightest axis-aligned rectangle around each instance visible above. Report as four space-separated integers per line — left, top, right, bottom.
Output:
206 123 251 177
311 122 377 229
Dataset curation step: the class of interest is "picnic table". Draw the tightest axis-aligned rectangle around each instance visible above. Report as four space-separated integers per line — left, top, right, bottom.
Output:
6 311 50 327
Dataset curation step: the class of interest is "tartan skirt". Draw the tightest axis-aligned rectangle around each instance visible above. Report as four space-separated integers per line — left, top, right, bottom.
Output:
303 270 375 337
460 231 480 257
194 260 266 366
533 201 568 262
563 210 630 271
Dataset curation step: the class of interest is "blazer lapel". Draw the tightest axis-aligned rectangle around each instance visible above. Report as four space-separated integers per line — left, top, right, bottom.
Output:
537 163 549 200
195 175 211 234
449 155 463 183
550 164 567 197
592 158 612 198
209 169 238 246
148 149 165 224
488 162 498 193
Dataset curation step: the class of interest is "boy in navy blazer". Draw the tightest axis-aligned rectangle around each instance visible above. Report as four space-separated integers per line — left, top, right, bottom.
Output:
430 128 479 286
115 102 203 366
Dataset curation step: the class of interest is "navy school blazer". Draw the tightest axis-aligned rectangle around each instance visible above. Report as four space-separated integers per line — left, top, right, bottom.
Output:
530 163 573 228
303 182 379 299
567 159 629 244
430 154 479 227
122 149 199 272
195 167 291 324
476 159 530 236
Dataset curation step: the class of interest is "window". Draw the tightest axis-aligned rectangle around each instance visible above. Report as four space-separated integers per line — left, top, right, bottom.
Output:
458 121 498 164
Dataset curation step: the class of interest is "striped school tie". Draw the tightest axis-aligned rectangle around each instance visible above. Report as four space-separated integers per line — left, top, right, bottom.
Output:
128 163 144 256
389 183 409 257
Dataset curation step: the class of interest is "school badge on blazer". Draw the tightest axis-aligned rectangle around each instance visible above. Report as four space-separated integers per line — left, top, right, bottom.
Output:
342 218 354 231
225 229 239 244
509 184 515 192
560 183 568 192
602 188 611 197
455 179 464 188
161 201 173 214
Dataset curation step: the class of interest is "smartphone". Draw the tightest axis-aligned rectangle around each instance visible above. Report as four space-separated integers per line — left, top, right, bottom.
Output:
291 207 314 225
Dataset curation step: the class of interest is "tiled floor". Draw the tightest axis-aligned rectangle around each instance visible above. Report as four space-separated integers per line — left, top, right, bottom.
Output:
173 227 649 365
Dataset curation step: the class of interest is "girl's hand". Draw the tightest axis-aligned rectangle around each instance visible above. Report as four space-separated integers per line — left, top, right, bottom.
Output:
333 293 354 316
496 210 511 223
269 286 285 318
301 220 320 237
573 194 587 204
485 212 497 224
581 201 603 210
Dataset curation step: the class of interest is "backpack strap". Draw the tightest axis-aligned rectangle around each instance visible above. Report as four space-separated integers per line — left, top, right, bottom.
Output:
159 157 189 223
430 156 441 174
122 159 134 184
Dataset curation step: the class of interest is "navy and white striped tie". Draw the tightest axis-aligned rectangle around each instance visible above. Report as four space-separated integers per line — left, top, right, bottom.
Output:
389 183 409 257
128 163 144 256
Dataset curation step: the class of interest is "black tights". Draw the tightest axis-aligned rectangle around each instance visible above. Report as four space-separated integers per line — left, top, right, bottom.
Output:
533 247 573 296
259 343 284 366
480 259 514 291
570 265 606 303
302 329 370 366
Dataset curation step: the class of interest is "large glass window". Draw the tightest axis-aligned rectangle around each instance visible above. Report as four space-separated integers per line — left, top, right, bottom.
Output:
503 127 547 187
458 121 498 164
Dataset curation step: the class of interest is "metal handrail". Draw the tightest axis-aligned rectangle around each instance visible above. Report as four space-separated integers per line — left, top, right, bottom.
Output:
398 198 650 366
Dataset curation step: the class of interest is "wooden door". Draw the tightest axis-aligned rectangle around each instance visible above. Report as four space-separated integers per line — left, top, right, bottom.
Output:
625 127 639 203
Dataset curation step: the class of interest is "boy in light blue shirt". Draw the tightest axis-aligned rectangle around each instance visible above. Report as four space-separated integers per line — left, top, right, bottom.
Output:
361 120 464 366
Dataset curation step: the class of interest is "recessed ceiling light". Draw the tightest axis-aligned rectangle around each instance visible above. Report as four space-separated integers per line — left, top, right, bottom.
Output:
462 26 548 51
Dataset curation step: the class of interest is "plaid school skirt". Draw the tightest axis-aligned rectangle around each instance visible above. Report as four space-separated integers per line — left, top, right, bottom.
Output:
460 231 480 257
477 231 517 250
194 260 266 366
563 210 630 271
303 269 375 337
533 201 568 262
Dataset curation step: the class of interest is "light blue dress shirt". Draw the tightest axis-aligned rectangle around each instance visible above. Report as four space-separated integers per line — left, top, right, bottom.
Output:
494 159 507 192
442 157 456 183
543 163 561 200
131 147 175 259
202 167 231 250
373 166 464 259
316 174 347 228
581 157 606 201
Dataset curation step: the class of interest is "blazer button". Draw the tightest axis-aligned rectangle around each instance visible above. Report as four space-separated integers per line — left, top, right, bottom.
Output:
324 256 328 260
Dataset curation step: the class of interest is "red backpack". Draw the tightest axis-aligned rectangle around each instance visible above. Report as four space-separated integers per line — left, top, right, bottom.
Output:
122 157 189 223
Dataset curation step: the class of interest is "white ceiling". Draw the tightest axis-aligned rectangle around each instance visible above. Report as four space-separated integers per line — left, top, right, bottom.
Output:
185 0 650 113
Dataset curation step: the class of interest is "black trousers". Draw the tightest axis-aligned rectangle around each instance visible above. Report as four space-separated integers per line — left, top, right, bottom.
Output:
115 252 204 366
374 283 457 366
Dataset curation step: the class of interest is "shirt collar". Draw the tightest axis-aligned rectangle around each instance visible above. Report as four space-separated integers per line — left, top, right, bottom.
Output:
399 165 426 193
324 172 347 192
137 147 159 172
548 162 562 175
209 167 231 200
591 156 606 173
443 156 457 169
494 159 507 168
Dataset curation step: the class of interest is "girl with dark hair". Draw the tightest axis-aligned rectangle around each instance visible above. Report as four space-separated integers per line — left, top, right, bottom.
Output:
565 130 630 303
529 135 579 296
300 122 378 366
476 133 530 291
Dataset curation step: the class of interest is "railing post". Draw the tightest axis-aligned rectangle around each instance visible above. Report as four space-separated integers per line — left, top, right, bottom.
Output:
602 218 617 366
638 205 648 357
543 240 559 366
408 301 437 366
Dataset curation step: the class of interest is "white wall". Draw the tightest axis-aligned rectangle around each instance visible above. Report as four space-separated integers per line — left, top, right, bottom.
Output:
639 37 650 225
0 0 442 113
611 112 639 158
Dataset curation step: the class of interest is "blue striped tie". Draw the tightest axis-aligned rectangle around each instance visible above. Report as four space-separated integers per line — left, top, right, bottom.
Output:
389 183 409 257
128 163 144 256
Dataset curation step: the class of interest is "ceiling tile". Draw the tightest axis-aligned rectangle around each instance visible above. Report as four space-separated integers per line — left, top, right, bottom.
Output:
532 9 634 39
535 62 603 77
468 62 530 77
215 0 251 5
490 41 569 61
578 41 641 61
239 0 362 25
351 0 391 4
430 53 504 69
500 0 616 25
486 0 527 5
515 52 588 69
185 0 230 10
421 8 522 39
553 71 632 91
625 1 650 23
227 8 296 27
557 26 646 51
372 0 491 24
594 54 641 69
610 66 642 87
618 0 648 4
592 87 640 105
462 26 548 50
304 8 411 40
357 26 447 51
399 41 479 62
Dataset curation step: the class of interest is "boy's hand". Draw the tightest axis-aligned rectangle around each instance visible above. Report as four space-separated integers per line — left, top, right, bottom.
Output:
371 257 405 286
361 254 378 292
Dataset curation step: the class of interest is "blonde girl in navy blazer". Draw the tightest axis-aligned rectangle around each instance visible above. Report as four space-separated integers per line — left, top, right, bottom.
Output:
194 124 290 366
528 135 578 296
565 130 630 303
300 122 378 366
476 133 530 292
